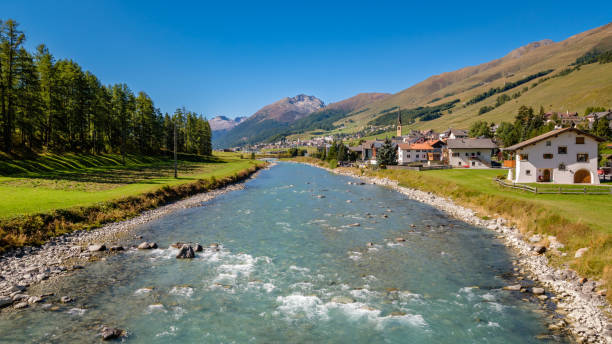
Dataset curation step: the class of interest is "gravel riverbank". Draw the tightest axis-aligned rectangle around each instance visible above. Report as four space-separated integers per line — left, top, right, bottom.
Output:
0 167 267 312
300 162 611 344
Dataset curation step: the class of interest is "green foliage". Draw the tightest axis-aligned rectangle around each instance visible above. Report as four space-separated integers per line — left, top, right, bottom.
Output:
370 99 459 126
572 49 612 66
288 147 306 157
328 159 338 169
584 106 606 116
466 70 553 106
594 117 611 139
250 152 256 159
0 18 211 156
478 106 494 115
377 138 397 167
468 121 492 138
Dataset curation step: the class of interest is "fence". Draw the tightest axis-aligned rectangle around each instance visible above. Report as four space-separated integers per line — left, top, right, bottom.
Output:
387 165 452 171
494 177 612 195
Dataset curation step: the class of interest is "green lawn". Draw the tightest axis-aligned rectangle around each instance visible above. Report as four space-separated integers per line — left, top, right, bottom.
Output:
421 169 612 234
0 152 260 219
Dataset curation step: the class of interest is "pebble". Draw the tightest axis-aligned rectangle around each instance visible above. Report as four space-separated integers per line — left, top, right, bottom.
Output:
60 296 73 303
88 244 106 252
503 284 522 291
100 326 124 340
13 301 28 309
532 287 545 295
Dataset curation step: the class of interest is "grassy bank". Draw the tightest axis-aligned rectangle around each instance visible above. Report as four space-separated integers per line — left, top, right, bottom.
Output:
291 156 612 303
0 152 265 251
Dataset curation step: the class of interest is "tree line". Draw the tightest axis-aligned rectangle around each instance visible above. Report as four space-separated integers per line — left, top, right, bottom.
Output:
0 19 211 156
469 105 611 148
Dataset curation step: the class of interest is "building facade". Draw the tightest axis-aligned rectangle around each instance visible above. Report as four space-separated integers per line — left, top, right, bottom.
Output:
504 128 603 184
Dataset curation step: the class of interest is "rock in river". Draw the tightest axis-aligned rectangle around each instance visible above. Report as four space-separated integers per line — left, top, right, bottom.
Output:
60 296 73 303
194 243 203 252
331 296 355 304
101 326 124 340
138 242 158 249
0 296 12 308
532 287 545 295
176 245 195 259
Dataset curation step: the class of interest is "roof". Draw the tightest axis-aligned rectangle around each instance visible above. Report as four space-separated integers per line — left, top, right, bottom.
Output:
450 129 468 136
446 138 497 149
410 143 434 150
504 127 605 151
349 146 362 152
586 110 612 119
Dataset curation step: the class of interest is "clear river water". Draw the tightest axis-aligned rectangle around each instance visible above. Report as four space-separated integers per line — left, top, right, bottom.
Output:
0 162 567 343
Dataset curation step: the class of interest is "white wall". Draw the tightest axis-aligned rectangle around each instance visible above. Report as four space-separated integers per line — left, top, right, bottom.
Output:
448 148 493 168
511 131 599 184
398 148 430 164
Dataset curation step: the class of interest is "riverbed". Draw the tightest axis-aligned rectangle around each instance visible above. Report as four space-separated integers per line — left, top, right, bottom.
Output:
0 162 567 343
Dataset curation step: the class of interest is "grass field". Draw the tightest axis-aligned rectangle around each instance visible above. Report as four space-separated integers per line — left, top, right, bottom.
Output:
0 152 261 219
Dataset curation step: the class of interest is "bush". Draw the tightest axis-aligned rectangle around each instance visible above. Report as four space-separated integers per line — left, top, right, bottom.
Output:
329 159 338 169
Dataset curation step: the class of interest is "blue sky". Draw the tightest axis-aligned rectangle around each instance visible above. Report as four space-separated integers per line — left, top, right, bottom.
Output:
2 1 611 118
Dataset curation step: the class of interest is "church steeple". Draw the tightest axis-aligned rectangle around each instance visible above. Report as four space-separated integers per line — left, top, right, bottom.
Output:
396 107 402 137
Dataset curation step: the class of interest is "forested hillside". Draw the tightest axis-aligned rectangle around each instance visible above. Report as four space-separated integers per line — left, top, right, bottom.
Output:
0 19 212 156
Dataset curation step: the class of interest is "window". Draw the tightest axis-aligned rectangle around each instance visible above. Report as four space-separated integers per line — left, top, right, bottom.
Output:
452 152 459 157
520 154 528 161
558 163 566 171
477 151 481 156
577 153 588 162
558 146 567 154
576 137 585 144
543 153 553 159
458 162 461 166
407 155 410 158
471 152 475 156
526 170 531 176
416 154 419 158
546 140 551 146
465 152 469 156
471 161 475 166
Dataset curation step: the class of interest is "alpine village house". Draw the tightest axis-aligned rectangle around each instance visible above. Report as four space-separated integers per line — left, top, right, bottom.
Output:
504 127 604 184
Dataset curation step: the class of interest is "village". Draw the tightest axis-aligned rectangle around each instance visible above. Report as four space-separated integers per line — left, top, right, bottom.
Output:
239 109 612 186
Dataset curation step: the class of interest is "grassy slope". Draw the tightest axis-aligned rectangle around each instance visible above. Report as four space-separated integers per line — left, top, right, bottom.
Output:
314 23 612 137
0 152 260 219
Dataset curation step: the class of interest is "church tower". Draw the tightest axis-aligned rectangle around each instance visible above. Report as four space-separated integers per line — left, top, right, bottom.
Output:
396 108 402 137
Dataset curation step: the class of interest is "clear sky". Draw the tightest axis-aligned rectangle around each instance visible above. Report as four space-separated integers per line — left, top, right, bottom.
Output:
2 0 611 118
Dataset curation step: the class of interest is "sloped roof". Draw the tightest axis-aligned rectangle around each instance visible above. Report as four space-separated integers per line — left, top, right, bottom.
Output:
504 127 604 151
446 138 497 149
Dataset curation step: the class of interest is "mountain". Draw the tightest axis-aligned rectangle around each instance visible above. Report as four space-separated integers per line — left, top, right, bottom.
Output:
212 94 325 148
330 22 612 136
209 116 246 131
249 94 325 123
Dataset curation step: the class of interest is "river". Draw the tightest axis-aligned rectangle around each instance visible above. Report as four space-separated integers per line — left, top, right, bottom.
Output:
0 162 567 343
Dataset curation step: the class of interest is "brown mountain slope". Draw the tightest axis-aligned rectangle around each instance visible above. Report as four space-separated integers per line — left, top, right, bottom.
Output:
325 92 391 112
338 22 612 131
250 94 324 123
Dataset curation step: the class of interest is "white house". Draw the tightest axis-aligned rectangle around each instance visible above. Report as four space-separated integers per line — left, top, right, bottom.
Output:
504 127 604 184
397 140 444 165
446 138 497 168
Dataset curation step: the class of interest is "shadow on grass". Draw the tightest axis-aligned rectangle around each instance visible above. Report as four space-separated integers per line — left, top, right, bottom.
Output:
0 153 226 185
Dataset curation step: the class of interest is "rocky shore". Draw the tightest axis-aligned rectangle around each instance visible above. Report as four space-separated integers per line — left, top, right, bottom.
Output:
302 162 611 344
0 168 266 313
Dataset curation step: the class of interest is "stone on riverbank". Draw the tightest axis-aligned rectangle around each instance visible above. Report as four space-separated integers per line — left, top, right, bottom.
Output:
532 287 545 295
13 301 28 309
176 245 195 259
110 246 124 251
533 245 546 254
88 244 106 252
194 243 203 252
60 296 73 303
575 247 589 258
395 237 406 242
503 284 522 291
0 296 11 308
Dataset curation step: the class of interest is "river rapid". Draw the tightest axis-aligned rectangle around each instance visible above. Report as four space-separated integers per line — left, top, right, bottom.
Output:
0 162 567 343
